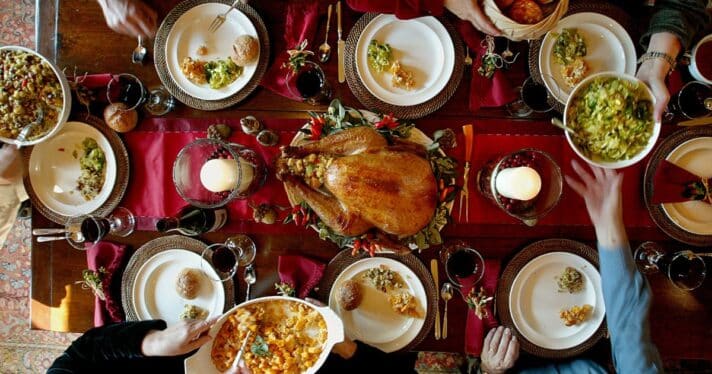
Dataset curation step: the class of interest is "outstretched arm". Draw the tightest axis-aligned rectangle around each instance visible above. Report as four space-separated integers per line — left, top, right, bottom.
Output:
566 160 663 373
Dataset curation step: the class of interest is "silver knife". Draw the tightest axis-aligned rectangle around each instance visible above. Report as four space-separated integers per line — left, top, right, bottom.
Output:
337 1 345 83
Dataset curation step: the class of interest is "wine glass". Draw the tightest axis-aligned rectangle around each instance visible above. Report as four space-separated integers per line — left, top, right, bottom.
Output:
285 61 332 105
634 242 707 291
439 241 485 289
666 81 712 119
106 73 147 111
506 77 556 117
65 207 136 250
201 235 257 282
144 85 175 116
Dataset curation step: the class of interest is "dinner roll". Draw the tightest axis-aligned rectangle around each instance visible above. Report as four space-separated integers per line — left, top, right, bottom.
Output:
103 103 138 133
176 268 202 300
338 279 363 311
231 35 259 66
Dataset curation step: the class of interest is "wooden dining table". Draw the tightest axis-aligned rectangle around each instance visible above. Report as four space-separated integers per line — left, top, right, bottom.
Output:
31 0 711 363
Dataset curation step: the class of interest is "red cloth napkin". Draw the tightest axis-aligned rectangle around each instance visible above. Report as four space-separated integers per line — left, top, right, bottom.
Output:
456 22 517 112
459 259 500 356
652 159 711 204
85 241 128 327
277 255 326 298
260 0 321 99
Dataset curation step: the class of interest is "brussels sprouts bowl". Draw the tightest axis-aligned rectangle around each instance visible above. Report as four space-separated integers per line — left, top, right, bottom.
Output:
564 72 661 169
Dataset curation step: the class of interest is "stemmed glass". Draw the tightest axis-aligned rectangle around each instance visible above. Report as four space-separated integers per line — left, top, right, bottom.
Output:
439 241 485 289
65 207 136 250
106 73 147 111
285 61 333 105
201 235 256 282
506 77 557 117
634 242 707 291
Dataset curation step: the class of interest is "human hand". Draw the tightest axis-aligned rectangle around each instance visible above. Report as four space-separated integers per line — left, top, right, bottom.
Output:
636 59 670 123
444 0 501 36
0 144 21 184
97 0 157 38
141 318 217 357
564 160 626 248
480 326 519 374
304 297 358 359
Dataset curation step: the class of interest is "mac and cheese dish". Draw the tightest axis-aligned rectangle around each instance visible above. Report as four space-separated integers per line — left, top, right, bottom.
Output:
211 300 328 373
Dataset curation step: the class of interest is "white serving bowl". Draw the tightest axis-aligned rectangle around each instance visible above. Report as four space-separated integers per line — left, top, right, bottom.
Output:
0 45 72 146
564 72 661 169
185 296 345 374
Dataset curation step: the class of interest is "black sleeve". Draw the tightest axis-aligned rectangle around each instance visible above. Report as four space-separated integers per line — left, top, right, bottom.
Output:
48 320 167 373
319 341 417 373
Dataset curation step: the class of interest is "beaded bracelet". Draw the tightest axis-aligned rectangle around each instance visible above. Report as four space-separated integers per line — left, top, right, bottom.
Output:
637 51 677 74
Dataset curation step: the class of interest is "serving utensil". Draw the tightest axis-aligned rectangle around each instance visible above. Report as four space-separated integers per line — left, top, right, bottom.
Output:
13 105 44 147
208 0 240 33
231 330 253 371
244 264 256 301
319 4 333 63
440 282 453 339
336 1 345 83
464 46 473 66
430 259 441 340
32 228 66 235
458 124 473 222
131 35 147 64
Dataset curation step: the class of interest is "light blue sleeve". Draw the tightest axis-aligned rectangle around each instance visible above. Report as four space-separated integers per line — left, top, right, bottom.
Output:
597 244 663 374
517 359 607 374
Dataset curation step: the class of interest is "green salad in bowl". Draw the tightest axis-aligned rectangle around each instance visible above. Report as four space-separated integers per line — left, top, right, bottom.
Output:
564 73 660 169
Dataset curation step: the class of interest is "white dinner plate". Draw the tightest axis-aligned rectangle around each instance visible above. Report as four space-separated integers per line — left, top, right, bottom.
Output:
329 257 427 352
132 249 225 325
28 121 117 216
165 3 259 101
539 12 636 104
509 252 605 350
355 15 454 106
661 137 712 235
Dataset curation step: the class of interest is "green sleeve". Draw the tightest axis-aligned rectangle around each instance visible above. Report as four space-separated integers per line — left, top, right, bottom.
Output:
641 0 711 50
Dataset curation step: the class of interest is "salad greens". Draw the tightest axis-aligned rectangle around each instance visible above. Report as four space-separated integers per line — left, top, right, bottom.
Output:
567 77 653 162
367 39 392 73
205 59 243 89
553 28 586 65
76 137 106 201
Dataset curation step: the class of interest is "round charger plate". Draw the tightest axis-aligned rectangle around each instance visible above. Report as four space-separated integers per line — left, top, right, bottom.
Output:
318 249 437 353
496 239 607 358
539 12 636 104
154 0 269 110
132 249 226 325
355 15 455 106
23 114 129 224
122 235 235 321
528 3 635 113
28 121 117 217
509 252 605 351
164 3 259 101
328 257 427 352
644 126 712 246
346 13 464 119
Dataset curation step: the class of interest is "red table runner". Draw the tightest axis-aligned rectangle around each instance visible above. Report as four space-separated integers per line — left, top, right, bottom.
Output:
119 117 653 233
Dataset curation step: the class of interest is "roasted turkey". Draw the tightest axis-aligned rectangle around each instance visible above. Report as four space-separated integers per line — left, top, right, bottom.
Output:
277 127 437 240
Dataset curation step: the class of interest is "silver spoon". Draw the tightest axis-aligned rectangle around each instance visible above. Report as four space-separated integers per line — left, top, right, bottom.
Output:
440 282 454 339
318 4 333 63
244 264 256 302
33 228 66 235
132 35 147 64
13 105 44 147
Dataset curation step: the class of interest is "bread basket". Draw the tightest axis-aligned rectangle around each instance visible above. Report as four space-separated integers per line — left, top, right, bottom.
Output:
483 0 568 41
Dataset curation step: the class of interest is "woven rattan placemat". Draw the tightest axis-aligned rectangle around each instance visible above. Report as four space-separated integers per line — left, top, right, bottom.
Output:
121 235 235 321
317 249 437 353
527 2 634 113
345 13 465 120
496 239 607 358
154 0 269 111
22 114 130 224
644 126 712 247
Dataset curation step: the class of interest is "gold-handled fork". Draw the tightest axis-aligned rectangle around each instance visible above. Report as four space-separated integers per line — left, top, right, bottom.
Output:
458 124 473 222
208 0 241 33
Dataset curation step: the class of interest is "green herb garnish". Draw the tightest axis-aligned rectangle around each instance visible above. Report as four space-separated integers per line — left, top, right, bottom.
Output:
250 335 271 357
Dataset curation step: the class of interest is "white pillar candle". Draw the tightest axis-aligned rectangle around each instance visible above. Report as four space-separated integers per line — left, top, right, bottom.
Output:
200 158 254 193
495 166 542 200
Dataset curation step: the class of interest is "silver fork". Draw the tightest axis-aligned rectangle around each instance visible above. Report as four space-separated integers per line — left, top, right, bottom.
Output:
208 0 241 33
